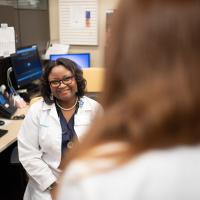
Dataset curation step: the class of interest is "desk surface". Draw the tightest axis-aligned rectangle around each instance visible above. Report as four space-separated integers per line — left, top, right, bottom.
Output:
0 106 29 153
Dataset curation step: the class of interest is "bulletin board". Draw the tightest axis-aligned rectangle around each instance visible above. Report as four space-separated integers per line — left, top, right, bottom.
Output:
59 0 98 46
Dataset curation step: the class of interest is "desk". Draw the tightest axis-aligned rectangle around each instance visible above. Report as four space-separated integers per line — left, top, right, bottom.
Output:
0 106 29 153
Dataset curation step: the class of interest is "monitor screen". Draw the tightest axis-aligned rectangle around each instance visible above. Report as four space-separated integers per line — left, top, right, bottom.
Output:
50 53 90 68
10 45 43 88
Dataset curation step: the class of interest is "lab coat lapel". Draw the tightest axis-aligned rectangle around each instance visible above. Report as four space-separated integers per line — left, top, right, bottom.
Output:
42 102 60 123
75 98 90 122
74 98 93 138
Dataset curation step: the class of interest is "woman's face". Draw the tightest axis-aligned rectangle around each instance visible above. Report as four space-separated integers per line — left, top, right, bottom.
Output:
48 65 78 102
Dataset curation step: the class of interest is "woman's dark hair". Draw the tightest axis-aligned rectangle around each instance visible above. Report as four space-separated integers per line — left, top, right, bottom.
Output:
40 58 86 104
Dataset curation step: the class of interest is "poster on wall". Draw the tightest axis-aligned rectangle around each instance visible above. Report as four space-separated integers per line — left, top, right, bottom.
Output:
69 6 85 28
59 0 98 46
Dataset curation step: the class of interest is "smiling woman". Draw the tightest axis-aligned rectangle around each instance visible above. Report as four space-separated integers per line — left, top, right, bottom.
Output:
48 64 78 109
17 58 103 200
41 59 86 105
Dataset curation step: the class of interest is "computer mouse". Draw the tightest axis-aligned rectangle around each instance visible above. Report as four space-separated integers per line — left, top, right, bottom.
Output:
0 120 5 126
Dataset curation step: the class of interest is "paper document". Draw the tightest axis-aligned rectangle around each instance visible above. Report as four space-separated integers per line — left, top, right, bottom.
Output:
44 43 70 60
0 25 15 57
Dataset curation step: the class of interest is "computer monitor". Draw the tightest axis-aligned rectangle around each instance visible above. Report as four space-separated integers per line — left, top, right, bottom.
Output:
50 53 90 68
10 45 43 89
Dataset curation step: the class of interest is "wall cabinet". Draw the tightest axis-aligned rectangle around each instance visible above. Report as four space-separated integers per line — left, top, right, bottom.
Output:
0 0 50 54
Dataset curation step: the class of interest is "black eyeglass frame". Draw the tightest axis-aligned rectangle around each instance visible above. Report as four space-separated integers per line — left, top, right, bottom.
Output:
49 75 75 87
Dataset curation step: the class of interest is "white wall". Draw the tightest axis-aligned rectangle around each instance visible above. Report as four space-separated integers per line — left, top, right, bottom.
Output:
49 0 120 67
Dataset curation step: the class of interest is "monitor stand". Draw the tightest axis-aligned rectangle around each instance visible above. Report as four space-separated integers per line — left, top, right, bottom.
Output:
26 83 39 93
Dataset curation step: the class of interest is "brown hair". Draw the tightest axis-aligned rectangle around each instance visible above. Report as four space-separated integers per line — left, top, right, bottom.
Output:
62 0 200 168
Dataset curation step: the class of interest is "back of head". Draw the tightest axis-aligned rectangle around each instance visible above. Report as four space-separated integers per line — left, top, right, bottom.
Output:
99 0 200 154
99 0 200 153
104 0 200 107
63 0 200 165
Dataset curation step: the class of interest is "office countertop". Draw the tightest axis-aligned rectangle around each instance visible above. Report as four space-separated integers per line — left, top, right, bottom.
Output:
0 106 29 153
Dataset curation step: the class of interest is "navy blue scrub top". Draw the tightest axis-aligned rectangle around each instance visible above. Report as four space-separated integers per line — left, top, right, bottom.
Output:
56 103 79 155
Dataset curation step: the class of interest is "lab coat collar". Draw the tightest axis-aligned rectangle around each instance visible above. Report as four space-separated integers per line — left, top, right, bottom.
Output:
42 102 59 122
78 97 93 111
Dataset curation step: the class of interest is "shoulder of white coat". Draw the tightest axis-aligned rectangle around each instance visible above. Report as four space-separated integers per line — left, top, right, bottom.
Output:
61 159 97 186
26 98 46 118
80 96 103 111
29 98 44 110
62 143 127 183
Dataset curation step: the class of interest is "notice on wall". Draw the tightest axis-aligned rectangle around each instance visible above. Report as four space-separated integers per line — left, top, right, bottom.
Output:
0 24 15 57
69 6 85 29
59 0 98 45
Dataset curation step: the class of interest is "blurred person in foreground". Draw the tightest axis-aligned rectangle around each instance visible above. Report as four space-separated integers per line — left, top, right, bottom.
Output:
56 0 200 199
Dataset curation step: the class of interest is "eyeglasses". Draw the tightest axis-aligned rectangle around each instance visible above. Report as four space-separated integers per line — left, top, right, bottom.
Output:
49 76 74 87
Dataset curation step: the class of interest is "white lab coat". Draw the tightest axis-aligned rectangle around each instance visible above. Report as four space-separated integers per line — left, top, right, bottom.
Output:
18 96 102 200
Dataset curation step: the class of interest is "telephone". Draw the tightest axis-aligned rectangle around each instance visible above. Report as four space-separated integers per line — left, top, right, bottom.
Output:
0 93 17 118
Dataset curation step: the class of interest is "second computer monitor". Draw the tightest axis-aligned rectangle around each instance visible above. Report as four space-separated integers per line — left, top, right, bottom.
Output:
11 45 43 89
50 53 90 68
